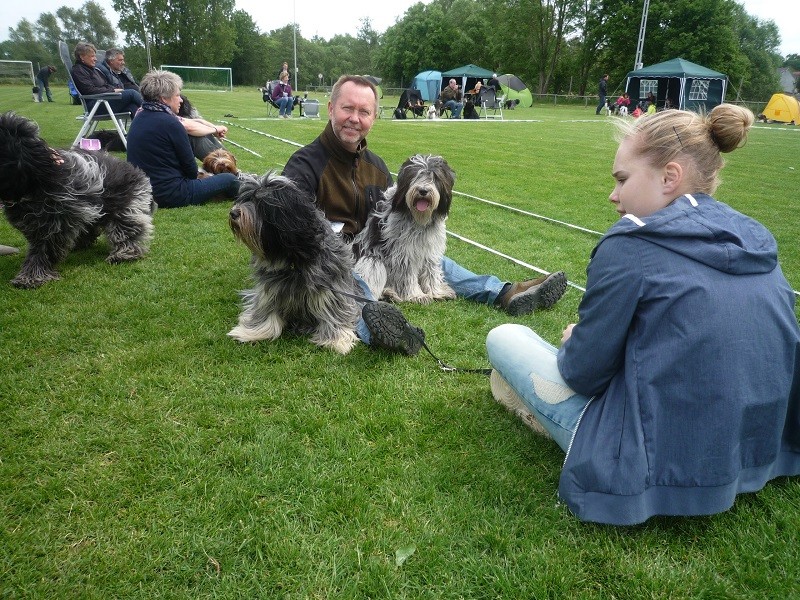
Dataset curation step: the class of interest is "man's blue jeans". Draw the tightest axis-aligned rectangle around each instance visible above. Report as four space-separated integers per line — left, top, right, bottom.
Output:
444 100 463 119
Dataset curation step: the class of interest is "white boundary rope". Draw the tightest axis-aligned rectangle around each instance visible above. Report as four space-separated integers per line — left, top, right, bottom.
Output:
220 138 262 157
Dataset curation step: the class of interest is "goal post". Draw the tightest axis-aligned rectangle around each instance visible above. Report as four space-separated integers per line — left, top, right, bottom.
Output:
159 65 233 91
0 60 35 86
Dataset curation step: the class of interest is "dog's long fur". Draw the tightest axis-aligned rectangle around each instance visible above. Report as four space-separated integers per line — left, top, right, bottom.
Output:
353 154 456 303
228 172 361 354
0 111 155 288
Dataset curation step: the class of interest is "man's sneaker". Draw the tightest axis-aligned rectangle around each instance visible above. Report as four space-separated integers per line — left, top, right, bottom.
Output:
362 301 425 356
499 271 567 316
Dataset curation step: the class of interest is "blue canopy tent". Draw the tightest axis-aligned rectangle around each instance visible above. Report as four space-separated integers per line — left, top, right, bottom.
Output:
413 70 442 102
625 58 727 112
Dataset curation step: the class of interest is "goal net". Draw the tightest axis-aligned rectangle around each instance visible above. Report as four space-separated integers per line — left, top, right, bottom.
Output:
160 65 233 91
0 60 35 86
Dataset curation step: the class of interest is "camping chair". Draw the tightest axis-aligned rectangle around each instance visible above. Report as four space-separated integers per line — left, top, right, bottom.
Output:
478 88 504 120
436 98 452 119
396 88 426 119
58 40 130 149
261 80 282 117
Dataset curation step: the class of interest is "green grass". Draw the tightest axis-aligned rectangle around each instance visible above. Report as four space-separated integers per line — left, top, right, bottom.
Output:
2 85 800 599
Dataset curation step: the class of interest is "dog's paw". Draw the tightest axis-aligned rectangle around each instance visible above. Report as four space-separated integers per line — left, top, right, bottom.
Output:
317 329 358 355
433 284 457 300
228 315 283 342
11 269 60 288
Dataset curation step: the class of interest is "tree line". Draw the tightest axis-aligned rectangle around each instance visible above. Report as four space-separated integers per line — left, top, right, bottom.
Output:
2 0 797 102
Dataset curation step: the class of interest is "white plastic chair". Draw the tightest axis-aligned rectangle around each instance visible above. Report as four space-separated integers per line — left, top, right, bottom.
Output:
58 40 129 149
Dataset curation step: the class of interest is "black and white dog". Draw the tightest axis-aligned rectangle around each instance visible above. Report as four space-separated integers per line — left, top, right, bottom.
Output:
228 173 361 354
353 154 456 303
0 111 154 288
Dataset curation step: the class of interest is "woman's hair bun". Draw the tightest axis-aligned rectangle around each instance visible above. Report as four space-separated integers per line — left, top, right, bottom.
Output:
707 104 754 153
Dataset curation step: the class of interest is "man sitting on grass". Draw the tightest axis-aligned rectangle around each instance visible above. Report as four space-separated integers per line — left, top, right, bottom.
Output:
282 75 568 354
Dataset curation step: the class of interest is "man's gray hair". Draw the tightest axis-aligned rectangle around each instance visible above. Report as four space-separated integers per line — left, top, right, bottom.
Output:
330 75 378 113
139 70 183 103
105 48 124 61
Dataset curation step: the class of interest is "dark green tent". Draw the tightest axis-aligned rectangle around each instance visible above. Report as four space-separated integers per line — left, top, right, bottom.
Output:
625 58 727 112
441 64 495 95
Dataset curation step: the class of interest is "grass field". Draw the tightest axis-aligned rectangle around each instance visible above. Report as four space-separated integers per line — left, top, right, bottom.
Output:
2 84 800 599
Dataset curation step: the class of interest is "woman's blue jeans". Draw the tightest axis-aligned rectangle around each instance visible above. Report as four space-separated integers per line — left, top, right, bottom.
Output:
186 173 240 206
276 96 293 116
486 323 590 451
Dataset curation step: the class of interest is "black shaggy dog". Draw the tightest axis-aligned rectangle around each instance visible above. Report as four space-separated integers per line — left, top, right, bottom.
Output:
228 172 362 354
0 111 155 288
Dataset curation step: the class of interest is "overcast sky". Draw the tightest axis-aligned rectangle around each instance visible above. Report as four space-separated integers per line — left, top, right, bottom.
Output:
1 0 797 56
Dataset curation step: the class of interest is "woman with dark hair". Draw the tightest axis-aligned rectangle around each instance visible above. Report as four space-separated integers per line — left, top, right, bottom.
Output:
126 70 239 208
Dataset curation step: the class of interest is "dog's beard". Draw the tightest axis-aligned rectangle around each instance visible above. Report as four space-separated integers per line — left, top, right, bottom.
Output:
229 203 263 259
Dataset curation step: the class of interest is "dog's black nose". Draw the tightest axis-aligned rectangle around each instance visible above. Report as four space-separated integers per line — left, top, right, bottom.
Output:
229 207 240 220
418 188 429 197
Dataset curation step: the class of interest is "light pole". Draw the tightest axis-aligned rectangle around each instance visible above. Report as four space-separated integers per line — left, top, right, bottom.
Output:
634 0 650 71
292 1 298 90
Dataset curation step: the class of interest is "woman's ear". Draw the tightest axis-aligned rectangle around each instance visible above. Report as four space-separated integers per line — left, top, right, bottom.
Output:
662 161 683 194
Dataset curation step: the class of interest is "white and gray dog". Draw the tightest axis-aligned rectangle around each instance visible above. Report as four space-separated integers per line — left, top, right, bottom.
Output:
0 111 154 288
228 172 361 354
353 154 456 303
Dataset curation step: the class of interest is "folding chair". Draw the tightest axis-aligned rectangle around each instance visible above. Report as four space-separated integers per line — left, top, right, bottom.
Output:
437 99 452 119
261 80 282 117
58 40 130 149
396 88 426 119
478 88 504 120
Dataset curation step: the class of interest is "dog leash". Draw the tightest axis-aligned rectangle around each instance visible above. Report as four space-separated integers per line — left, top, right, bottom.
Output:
321 284 491 375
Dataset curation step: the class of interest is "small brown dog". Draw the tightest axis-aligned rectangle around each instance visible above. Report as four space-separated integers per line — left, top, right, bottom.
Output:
202 148 238 175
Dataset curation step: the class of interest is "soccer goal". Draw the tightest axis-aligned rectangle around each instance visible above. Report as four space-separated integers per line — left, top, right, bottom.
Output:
160 65 233 92
0 60 35 86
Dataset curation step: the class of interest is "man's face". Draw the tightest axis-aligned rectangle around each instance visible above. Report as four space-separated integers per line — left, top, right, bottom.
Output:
449 80 457 89
108 53 126 72
328 81 376 153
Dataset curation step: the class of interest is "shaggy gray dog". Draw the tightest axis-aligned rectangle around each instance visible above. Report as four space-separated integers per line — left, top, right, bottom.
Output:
353 154 456 303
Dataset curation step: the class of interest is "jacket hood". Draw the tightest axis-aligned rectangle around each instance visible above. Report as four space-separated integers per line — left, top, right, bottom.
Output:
600 193 778 275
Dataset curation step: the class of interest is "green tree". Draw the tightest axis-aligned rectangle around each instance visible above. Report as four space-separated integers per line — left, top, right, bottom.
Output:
56 1 116 48
729 2 781 100
229 10 268 85
112 0 237 67
5 19 51 68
